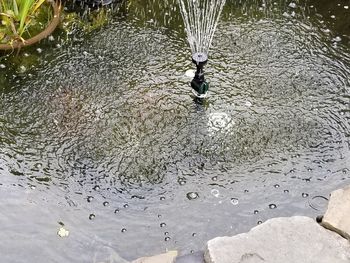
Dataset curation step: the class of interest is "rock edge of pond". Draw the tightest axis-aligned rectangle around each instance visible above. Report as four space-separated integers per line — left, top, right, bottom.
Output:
130 185 350 263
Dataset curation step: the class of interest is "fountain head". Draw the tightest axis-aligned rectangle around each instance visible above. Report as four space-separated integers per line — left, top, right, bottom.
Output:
191 52 209 98
192 52 208 67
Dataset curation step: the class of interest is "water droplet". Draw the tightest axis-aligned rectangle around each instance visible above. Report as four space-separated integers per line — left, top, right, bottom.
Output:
288 2 296 8
178 178 186 185
160 223 166 228
274 184 280 188
160 196 165 201
121 228 127 233
211 189 220 198
254 210 259 214
245 101 252 107
186 192 199 200
230 198 239 205
114 209 120 213
269 204 277 209
302 193 309 198
89 214 95 220
164 236 171 241
123 204 129 208
103 201 109 206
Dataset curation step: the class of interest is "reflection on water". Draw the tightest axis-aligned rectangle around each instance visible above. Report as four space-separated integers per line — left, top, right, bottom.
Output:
0 0 350 261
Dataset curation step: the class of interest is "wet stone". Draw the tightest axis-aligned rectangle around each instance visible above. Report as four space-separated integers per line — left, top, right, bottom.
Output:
322 186 350 240
132 251 177 263
205 216 350 263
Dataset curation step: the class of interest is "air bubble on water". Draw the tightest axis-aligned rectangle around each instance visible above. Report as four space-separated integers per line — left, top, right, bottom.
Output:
123 204 129 208
211 189 220 198
192 233 196 237
284 189 289 193
121 228 127 233
164 236 171 241
160 223 166 228
178 178 187 185
257 221 263 225
269 204 277 209
89 214 95 220
164 231 169 235
103 201 109 206
114 209 120 213
93 185 100 191
274 184 280 188
87 196 94 202
212 176 218 181
187 192 199 200
302 193 309 198
230 198 239 205
254 210 259 214
160 196 165 201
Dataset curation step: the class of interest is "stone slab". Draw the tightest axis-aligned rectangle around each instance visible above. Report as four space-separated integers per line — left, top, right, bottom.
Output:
132 251 178 263
322 186 350 240
204 216 350 263
175 251 204 263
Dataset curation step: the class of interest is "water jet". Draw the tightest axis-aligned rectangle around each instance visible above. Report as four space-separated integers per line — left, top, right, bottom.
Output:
178 0 226 97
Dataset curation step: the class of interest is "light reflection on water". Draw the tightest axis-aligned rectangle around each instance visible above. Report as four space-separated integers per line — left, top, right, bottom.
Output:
0 0 350 261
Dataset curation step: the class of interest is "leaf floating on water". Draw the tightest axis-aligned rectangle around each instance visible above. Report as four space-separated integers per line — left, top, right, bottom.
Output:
57 227 69 237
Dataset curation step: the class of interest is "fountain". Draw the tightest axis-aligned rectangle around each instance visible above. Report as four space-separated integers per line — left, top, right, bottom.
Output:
178 0 226 97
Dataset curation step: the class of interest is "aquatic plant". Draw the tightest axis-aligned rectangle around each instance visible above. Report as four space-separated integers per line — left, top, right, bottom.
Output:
0 0 49 44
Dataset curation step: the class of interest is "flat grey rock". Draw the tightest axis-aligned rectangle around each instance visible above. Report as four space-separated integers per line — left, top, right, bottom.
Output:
204 216 350 263
132 251 178 263
322 186 350 240
175 251 204 263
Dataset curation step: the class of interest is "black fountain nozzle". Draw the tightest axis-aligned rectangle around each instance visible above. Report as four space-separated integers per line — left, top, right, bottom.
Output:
191 52 209 98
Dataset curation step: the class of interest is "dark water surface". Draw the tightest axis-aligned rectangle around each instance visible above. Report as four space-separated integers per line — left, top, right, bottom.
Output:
0 0 350 261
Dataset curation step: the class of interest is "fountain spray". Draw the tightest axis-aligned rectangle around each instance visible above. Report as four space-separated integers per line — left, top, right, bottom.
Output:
178 0 226 98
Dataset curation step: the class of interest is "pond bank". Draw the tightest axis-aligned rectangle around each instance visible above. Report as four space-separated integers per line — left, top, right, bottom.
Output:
132 185 350 263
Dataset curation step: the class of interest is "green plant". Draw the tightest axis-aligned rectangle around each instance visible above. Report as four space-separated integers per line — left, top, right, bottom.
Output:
0 0 47 43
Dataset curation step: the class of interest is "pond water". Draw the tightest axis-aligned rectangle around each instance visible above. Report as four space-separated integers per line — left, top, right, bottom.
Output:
0 0 350 262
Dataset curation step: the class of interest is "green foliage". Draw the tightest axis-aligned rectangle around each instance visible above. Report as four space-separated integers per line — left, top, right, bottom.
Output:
0 0 48 44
